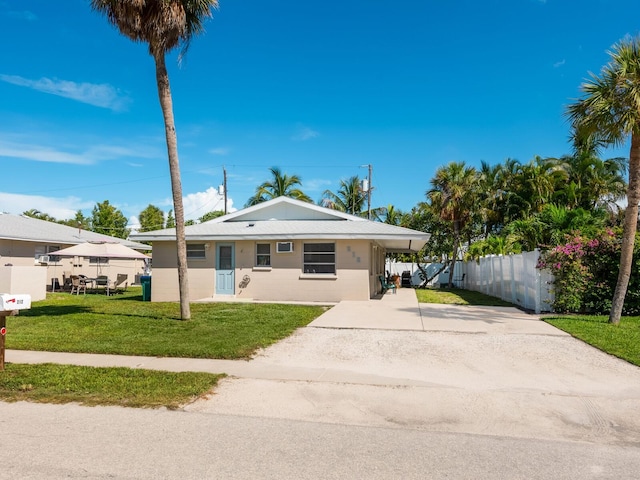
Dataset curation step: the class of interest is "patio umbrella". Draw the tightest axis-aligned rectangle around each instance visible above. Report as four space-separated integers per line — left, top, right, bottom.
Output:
51 241 150 277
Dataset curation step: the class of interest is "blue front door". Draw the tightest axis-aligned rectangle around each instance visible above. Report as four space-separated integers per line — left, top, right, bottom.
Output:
216 243 235 295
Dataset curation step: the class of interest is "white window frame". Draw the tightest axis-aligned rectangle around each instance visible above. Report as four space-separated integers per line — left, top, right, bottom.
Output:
256 243 271 267
187 243 206 260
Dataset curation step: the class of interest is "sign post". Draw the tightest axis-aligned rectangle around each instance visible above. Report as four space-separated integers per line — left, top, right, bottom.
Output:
0 313 9 371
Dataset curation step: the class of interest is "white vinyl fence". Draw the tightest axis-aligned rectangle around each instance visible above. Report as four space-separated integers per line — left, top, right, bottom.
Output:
458 250 554 313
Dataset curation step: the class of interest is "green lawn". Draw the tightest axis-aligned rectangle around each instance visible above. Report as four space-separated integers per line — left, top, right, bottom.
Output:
1 289 325 408
544 315 640 367
0 363 223 409
414 287 514 306
7 288 328 359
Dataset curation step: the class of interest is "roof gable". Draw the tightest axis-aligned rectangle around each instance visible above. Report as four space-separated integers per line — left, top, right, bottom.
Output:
210 196 366 223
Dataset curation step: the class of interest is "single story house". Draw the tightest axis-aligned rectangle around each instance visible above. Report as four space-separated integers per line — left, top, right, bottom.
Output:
0 213 150 298
131 196 429 303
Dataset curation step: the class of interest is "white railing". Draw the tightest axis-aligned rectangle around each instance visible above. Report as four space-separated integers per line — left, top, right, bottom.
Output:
459 250 554 313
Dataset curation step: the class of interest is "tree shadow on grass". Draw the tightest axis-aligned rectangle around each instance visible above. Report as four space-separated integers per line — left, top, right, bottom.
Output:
20 305 93 317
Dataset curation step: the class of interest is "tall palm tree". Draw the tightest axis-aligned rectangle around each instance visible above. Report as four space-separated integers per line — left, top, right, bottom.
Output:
427 162 479 287
322 176 366 215
567 36 640 325
245 167 312 206
91 0 219 320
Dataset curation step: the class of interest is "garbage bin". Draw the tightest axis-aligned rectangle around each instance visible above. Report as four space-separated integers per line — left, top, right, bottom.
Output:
401 271 412 287
140 275 151 302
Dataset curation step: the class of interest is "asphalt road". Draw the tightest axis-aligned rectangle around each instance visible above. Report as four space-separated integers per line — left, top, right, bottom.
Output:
1 401 639 480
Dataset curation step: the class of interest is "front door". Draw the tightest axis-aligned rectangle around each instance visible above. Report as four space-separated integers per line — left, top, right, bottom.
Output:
216 243 235 295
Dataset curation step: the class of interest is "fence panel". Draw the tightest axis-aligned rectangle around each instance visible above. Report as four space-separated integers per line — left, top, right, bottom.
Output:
460 250 554 313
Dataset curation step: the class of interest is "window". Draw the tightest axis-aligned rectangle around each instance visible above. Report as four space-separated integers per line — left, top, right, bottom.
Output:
303 243 335 274
89 257 109 264
34 245 61 263
187 243 206 259
256 243 271 266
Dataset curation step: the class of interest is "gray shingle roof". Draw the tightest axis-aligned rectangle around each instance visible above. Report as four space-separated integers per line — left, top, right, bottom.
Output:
0 213 150 251
131 197 428 252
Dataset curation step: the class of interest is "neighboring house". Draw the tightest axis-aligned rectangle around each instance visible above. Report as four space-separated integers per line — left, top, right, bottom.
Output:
131 196 429 303
0 213 150 295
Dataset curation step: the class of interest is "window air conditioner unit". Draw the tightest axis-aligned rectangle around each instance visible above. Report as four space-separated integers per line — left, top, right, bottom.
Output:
276 242 294 253
37 255 50 265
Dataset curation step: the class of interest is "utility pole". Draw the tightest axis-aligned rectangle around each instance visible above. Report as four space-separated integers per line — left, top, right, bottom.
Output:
366 164 372 220
223 166 228 215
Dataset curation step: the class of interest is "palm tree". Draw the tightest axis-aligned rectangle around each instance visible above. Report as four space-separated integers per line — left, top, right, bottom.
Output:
245 167 312 206
91 0 219 320
427 162 479 287
567 36 640 325
322 176 366 215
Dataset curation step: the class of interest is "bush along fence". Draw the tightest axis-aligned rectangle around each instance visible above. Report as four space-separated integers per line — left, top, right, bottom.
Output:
536 229 640 315
458 250 555 314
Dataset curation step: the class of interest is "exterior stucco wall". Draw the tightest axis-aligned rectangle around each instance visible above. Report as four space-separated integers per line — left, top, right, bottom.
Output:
149 239 375 302
0 239 146 291
0 266 47 301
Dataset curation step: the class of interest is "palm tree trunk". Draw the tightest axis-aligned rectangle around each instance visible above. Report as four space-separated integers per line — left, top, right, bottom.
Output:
609 132 640 325
448 220 460 288
154 53 191 320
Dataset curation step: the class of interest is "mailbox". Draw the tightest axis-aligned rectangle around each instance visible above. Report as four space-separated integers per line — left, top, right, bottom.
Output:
0 294 31 311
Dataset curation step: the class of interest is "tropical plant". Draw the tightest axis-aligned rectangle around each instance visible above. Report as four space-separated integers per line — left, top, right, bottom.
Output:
321 176 366 215
245 167 312 206
566 36 640 324
426 162 479 287
92 0 219 320
22 209 56 222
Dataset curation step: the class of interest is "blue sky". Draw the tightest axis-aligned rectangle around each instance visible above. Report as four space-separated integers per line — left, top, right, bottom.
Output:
1 0 638 229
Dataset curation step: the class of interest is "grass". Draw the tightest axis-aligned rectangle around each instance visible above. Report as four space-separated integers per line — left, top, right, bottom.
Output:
0 363 223 409
544 315 640 367
1 288 324 408
414 287 515 306
7 288 328 359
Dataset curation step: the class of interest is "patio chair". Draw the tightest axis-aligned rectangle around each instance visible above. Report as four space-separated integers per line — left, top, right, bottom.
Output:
378 274 397 294
112 274 128 294
70 275 86 295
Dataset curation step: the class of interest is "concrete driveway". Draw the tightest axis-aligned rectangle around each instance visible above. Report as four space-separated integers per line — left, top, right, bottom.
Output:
188 289 640 447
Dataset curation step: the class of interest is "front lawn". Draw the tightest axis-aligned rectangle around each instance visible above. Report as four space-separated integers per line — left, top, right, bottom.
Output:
7 289 328 359
0 363 223 409
415 287 514 306
544 315 640 367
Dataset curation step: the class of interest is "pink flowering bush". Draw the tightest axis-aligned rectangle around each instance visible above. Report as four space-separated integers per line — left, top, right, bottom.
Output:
537 229 639 314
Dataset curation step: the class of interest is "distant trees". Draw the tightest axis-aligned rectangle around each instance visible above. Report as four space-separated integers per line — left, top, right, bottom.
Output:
245 167 312 206
138 205 165 232
199 210 225 223
91 200 130 239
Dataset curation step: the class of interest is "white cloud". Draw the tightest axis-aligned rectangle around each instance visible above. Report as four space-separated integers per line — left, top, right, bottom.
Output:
0 136 163 165
304 178 333 193
553 59 566 68
292 124 320 141
209 147 231 156
182 187 236 221
0 192 92 219
0 140 94 165
0 74 130 111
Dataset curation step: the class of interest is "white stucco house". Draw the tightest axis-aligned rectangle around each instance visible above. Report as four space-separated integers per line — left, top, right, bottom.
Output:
132 196 429 303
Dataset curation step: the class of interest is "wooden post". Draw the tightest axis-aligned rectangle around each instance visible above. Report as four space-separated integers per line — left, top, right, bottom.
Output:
0 311 16 372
